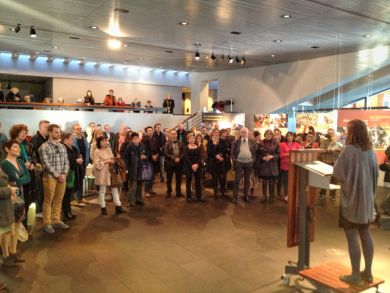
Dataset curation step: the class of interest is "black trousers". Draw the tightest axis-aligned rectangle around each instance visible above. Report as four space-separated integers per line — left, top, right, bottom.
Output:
211 170 227 196
166 163 183 195
185 169 202 199
62 187 73 216
22 170 35 228
233 161 253 200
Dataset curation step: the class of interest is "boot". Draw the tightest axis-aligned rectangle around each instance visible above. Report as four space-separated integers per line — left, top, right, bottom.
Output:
115 206 125 214
261 183 268 203
101 207 108 215
2 256 17 267
9 253 25 263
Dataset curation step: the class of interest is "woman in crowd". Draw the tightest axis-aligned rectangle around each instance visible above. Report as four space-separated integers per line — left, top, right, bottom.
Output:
0 168 18 271
207 129 230 200
333 119 378 286
89 128 104 163
279 132 301 201
93 136 124 215
9 124 35 231
0 140 31 265
256 129 280 204
61 133 83 220
183 133 203 202
84 90 95 105
301 132 319 149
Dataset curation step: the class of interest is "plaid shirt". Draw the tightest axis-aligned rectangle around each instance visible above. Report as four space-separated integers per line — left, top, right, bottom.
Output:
39 139 69 178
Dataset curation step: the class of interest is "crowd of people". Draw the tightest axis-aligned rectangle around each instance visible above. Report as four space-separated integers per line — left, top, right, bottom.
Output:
0 86 176 114
0 116 384 289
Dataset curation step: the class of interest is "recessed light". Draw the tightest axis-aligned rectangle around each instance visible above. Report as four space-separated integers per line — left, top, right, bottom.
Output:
113 8 129 13
178 21 189 26
281 14 292 18
123 44 128 48
53 46 59 49
193 42 202 47
311 46 320 49
230 31 242 35
165 50 174 53
107 39 122 50
271 54 276 58
273 39 283 43
138 57 144 60
363 34 371 38
35 51 40 54
69 36 80 40
89 26 99 30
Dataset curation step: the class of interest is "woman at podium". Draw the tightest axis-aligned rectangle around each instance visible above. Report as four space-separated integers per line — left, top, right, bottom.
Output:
333 119 379 286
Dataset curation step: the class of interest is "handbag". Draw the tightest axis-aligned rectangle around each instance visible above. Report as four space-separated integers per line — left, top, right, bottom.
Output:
110 158 127 187
138 160 153 181
13 195 25 222
66 169 75 188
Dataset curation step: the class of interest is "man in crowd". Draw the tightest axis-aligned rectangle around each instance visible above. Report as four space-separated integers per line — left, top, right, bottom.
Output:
103 124 114 144
164 129 184 198
231 127 257 203
111 123 130 157
31 119 50 217
153 123 166 182
39 124 70 234
141 126 159 197
72 123 90 205
162 94 175 114
177 123 187 145
319 128 342 201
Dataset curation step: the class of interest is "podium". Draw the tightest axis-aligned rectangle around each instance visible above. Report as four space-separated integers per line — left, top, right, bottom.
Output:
283 149 339 279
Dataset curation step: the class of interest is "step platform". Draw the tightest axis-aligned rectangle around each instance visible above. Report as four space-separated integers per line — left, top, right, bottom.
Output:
299 262 384 293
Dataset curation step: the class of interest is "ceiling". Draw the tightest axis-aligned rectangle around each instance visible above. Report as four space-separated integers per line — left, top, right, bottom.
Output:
0 0 389 72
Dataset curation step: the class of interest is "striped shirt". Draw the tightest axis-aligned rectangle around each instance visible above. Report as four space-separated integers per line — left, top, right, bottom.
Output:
39 139 69 178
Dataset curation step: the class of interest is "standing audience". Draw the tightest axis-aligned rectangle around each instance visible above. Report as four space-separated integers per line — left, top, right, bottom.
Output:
183 133 203 202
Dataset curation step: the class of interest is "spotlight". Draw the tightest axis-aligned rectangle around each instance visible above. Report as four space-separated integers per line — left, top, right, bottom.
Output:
107 38 122 50
235 56 240 63
240 57 246 65
30 26 37 38
227 55 233 63
210 53 216 61
14 24 21 33
195 51 200 61
220 54 225 62
11 52 19 59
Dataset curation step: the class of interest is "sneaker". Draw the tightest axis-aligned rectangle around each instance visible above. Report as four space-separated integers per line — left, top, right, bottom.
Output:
80 198 89 204
35 212 43 218
360 271 373 283
339 274 363 286
53 221 70 229
2 256 17 267
10 253 25 263
78 202 87 207
71 200 79 206
44 224 55 234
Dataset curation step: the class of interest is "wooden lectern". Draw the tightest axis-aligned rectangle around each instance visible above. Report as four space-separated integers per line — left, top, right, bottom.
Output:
284 149 338 275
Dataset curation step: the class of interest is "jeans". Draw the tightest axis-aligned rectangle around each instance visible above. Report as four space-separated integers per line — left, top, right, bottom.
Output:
127 179 143 203
233 161 253 200
42 176 66 225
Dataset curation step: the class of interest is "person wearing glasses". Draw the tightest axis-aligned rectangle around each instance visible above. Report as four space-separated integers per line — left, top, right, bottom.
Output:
39 124 70 234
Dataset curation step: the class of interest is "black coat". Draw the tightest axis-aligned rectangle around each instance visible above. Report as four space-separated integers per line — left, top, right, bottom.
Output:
256 139 280 178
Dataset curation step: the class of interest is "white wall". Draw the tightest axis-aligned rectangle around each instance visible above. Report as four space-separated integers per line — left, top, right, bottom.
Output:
191 46 390 128
52 77 183 111
0 109 187 134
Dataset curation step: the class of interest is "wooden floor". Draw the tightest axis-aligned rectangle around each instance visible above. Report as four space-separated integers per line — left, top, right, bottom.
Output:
299 262 384 293
2 183 390 293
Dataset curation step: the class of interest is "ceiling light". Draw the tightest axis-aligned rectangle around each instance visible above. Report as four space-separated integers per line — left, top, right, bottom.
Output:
227 55 234 63
363 34 371 38
178 21 189 26
193 42 202 47
47 56 54 63
235 56 240 63
30 26 37 38
11 52 19 59
13 23 21 33
210 53 216 60
273 39 282 43
30 54 37 61
123 43 129 48
195 51 200 61
165 50 174 54
53 46 59 49
230 31 242 35
69 36 80 40
311 46 320 49
240 57 246 65
281 14 292 18
271 54 276 58
89 26 99 30
138 57 144 60
107 38 122 50
63 58 70 64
